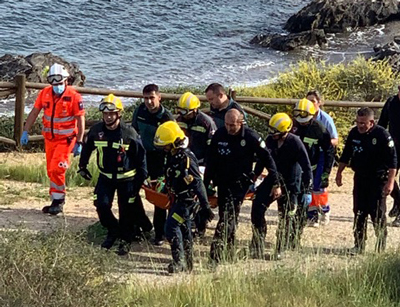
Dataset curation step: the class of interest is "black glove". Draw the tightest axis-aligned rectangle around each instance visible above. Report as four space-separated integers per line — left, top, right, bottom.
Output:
77 168 92 180
202 207 215 222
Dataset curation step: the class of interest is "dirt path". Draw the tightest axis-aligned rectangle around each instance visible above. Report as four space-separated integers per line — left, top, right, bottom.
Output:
1 152 400 284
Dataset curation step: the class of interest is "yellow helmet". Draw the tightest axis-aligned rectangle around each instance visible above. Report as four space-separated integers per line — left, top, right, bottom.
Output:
269 113 293 134
177 92 201 110
99 94 123 112
154 121 185 148
293 98 315 123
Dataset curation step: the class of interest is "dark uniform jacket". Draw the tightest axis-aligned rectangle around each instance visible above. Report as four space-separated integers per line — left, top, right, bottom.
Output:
177 111 217 164
79 121 147 193
205 126 279 187
292 119 334 175
339 125 397 177
209 98 246 129
132 103 174 152
262 133 313 192
165 147 209 207
378 94 400 159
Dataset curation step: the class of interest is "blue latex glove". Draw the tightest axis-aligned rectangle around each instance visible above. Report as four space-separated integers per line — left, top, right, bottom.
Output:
20 131 29 145
301 193 312 207
72 142 82 157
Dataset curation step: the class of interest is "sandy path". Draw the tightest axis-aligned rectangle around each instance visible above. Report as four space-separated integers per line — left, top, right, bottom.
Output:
1 152 400 284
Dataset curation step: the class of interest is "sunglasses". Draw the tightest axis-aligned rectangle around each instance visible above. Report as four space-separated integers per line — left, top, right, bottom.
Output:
99 103 118 112
293 110 310 118
47 75 65 84
176 108 193 116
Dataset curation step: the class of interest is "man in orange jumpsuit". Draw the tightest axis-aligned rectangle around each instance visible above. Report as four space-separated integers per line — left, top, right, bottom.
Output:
20 63 85 215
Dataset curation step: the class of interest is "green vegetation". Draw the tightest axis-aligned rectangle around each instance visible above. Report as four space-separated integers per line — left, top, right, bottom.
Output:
0 156 99 187
2 228 400 307
0 230 121 307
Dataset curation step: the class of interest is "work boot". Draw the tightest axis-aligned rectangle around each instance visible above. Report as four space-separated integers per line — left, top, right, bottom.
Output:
116 240 131 256
101 233 118 250
391 216 400 227
347 245 364 256
42 199 64 215
167 262 186 274
388 205 400 218
152 237 165 246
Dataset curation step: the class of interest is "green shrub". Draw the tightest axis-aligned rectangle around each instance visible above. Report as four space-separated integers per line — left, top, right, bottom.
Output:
0 230 121 307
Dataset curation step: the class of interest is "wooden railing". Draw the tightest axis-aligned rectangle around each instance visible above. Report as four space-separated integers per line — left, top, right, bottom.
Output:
0 74 385 148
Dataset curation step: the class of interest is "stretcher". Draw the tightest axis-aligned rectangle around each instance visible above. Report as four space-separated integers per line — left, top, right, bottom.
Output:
142 180 258 210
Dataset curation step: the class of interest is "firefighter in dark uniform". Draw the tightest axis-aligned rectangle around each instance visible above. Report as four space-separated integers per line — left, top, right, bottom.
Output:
205 83 246 129
132 84 175 246
154 121 213 273
176 92 217 165
336 107 397 254
251 113 313 259
176 92 217 238
78 94 152 255
378 87 400 226
204 109 280 264
292 98 335 228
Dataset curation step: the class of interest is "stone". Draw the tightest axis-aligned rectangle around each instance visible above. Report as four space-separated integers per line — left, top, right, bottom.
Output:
250 29 327 51
0 52 85 86
371 40 400 73
284 0 400 34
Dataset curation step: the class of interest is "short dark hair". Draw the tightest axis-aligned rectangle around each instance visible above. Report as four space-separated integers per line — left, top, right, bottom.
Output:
143 84 159 94
306 89 322 102
357 107 374 118
205 83 226 95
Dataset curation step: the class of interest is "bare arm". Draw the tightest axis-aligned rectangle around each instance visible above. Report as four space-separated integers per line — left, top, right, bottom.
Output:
23 107 41 132
75 115 85 143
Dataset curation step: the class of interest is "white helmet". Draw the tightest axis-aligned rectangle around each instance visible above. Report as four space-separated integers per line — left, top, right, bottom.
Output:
47 63 69 84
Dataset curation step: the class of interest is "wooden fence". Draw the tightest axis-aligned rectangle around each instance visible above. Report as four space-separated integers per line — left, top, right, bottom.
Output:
0 74 386 148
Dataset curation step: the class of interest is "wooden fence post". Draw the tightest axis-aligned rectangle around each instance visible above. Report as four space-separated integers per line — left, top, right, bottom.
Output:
14 74 26 147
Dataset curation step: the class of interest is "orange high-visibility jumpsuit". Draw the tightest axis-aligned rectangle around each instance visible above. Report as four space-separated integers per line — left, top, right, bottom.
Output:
33 86 85 201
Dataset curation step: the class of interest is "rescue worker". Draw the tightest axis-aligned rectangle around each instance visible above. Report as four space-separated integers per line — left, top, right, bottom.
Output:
251 113 312 259
336 107 396 254
378 86 400 226
306 90 338 226
176 92 216 165
78 94 151 255
176 92 217 238
20 63 85 215
154 121 213 273
292 98 335 228
132 84 175 246
205 83 246 129
204 109 280 264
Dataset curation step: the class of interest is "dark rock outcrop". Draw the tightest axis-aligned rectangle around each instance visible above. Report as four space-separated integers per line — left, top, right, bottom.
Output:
285 0 400 34
371 37 400 72
250 29 327 51
0 52 85 86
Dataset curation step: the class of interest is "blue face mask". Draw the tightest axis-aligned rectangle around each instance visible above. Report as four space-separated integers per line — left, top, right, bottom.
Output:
52 83 65 95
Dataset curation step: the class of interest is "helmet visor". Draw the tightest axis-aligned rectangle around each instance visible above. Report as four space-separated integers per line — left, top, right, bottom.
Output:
47 74 65 84
268 126 283 136
293 110 310 118
176 107 193 116
99 102 118 112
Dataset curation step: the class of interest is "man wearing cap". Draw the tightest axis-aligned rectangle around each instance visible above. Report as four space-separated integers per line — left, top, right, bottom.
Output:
20 63 85 215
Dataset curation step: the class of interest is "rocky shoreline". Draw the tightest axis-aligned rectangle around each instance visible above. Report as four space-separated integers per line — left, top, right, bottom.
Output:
251 0 400 73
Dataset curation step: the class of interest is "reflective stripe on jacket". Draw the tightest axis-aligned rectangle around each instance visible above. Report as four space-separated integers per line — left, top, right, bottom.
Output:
33 86 84 140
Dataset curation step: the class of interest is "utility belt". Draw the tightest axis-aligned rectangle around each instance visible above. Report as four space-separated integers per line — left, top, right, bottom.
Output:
354 169 389 181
